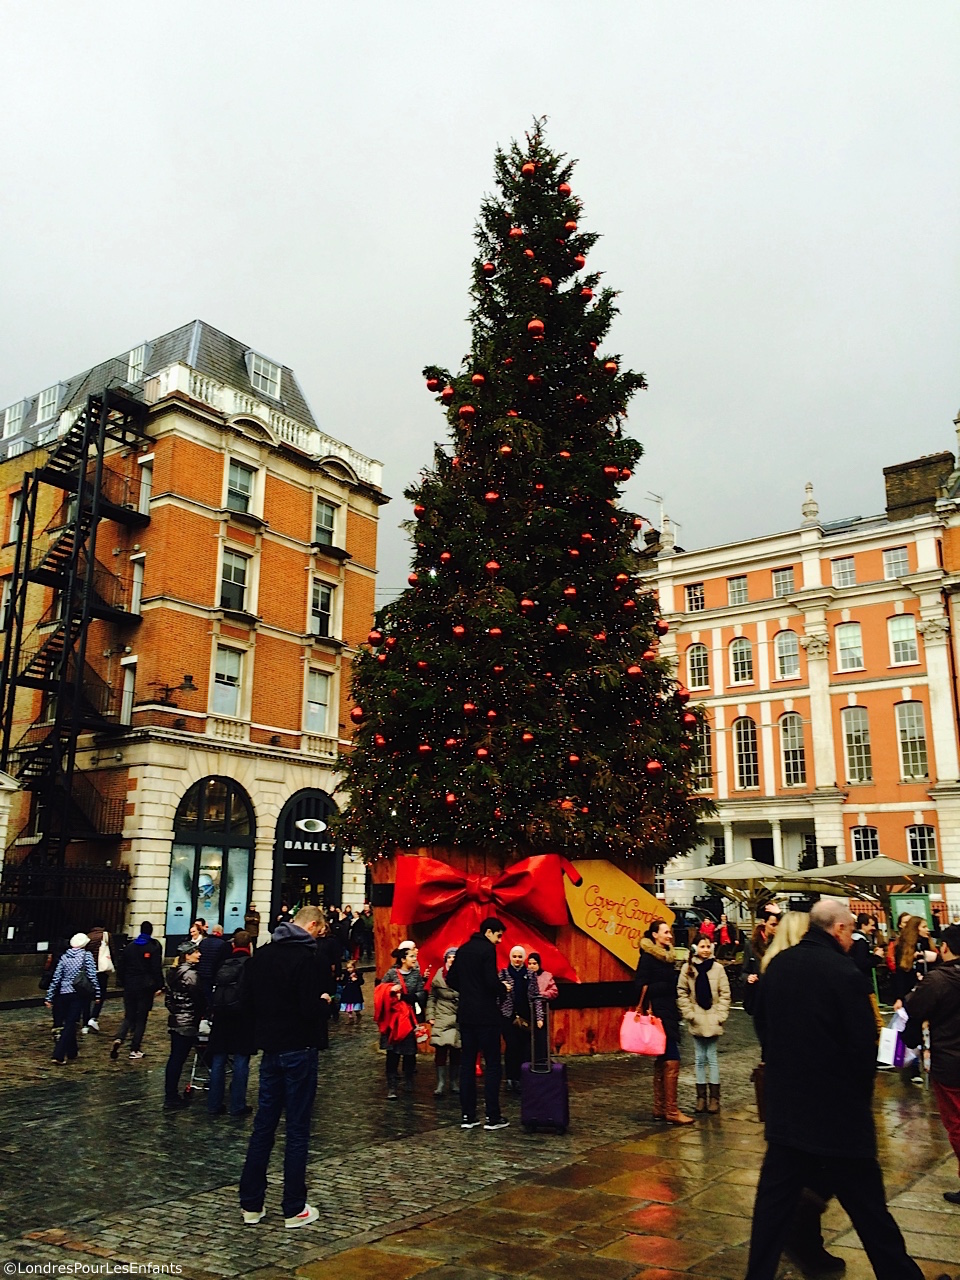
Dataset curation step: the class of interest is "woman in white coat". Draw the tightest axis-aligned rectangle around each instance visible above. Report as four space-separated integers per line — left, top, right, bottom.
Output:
677 933 731 1113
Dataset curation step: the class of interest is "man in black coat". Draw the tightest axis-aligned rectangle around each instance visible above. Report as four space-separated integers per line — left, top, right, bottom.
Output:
746 898 922 1280
111 921 164 1060
238 905 331 1229
447 916 509 1131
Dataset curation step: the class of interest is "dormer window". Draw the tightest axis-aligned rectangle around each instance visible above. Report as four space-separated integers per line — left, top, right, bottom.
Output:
37 386 61 423
127 344 147 382
247 353 281 400
3 402 24 439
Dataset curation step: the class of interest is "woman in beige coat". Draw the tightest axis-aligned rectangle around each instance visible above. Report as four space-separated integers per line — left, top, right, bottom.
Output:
676 933 731 1113
426 946 461 1096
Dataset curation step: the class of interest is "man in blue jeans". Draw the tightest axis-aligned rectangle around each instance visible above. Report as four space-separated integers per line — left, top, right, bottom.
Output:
239 905 330 1228
447 916 510 1131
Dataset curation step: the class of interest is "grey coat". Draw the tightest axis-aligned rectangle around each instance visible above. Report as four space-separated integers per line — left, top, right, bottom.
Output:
426 968 461 1048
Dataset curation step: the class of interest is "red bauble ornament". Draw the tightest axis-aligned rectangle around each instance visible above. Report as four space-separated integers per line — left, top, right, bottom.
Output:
560 799 576 812
493 664 504 673
439 551 452 564
558 449 571 459
580 287 593 301
499 444 512 456
350 706 364 723
575 394 589 406
441 384 454 403
527 374 542 387
367 629 382 645
555 623 569 634
522 731 534 743
573 252 586 268
558 181 572 196
603 466 620 478
645 760 664 775
485 561 501 575
534 482 544 491
444 737 459 748
632 516 644 530
471 373 485 386
488 625 502 636
494 808 503 819
581 532 594 542
482 261 496 276
594 631 607 642
676 686 691 703
452 624 466 637
484 490 500 503
683 712 698 726
521 161 536 177
458 404 476 420
374 733 386 747
486 709 497 721
623 599 637 611
503 357 514 365
445 792 457 805
520 598 534 610
527 317 545 336
426 376 440 391
523 248 535 259
418 743 432 755
408 573 419 585
563 586 577 598
539 276 553 289
376 653 387 664
413 503 426 517
385 636 398 649
507 409 519 417
620 468 632 480
417 660 428 671
477 746 490 758
590 340 599 351
568 753 581 765
463 702 477 714
642 649 656 662
626 665 642 678
508 226 524 239
568 548 580 558
603 361 618 375
581 806 590 815
655 619 669 636
563 220 578 235
616 573 630 583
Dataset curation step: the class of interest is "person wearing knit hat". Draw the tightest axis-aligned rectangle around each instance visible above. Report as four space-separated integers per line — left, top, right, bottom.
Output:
44 933 99 1065
426 946 461 1097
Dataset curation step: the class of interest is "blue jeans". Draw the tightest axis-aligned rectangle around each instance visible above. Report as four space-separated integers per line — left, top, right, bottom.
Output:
208 1052 251 1114
239 1048 318 1219
459 1025 503 1123
52 993 83 1061
693 1035 719 1084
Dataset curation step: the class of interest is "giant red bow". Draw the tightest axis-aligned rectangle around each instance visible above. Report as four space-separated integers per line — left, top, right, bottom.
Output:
391 853 580 982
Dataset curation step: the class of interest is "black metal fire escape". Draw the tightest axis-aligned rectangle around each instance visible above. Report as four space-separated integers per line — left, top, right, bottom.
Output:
0 389 150 865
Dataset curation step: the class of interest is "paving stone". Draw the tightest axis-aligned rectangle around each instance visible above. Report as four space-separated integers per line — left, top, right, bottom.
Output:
458 1240 558 1274
620 1203 751 1246
296 1247 431 1280
527 1256 638 1280
595 1172 705 1203
597 1231 720 1269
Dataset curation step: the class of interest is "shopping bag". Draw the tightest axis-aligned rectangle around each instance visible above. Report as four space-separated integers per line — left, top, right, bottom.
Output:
619 1009 667 1056
877 1025 898 1067
891 1006 917 1068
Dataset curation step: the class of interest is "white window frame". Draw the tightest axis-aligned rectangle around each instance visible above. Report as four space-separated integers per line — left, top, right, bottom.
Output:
8 493 22 544
248 353 281 399
3 402 24 439
907 825 937 870
841 706 873 783
220 548 251 613
774 630 800 680
883 547 909 580
685 583 705 613
226 458 257 514
686 643 710 691
37 386 61 423
309 578 336 638
780 712 806 787
851 826 880 860
129 553 145 615
304 668 331 734
831 557 856 589
835 622 864 671
0 578 11 630
887 615 919 666
137 455 154 516
127 344 147 383
119 656 137 726
772 567 795 598
729 636 754 685
733 717 759 789
314 498 337 546
727 576 748 606
693 721 713 792
895 701 928 780
212 645 243 717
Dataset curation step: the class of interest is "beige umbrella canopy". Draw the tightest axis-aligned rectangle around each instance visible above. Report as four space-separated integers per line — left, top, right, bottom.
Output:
792 855 960 922
669 858 829 922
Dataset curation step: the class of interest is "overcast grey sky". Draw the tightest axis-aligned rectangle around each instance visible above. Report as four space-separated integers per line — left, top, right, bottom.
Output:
2 2 957 600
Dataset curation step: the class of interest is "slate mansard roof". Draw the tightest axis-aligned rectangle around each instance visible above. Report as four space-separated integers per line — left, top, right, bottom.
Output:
2 320 321 455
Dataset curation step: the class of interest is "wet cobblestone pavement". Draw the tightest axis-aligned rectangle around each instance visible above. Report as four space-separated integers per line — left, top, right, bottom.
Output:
0 1001 956 1278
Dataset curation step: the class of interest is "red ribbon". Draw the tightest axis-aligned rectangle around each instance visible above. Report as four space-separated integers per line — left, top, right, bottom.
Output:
391 853 581 983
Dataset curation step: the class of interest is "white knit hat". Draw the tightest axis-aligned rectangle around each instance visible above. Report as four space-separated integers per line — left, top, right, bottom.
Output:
70 932 90 948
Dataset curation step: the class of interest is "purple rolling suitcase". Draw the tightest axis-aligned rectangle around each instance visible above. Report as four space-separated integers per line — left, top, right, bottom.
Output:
520 1007 569 1133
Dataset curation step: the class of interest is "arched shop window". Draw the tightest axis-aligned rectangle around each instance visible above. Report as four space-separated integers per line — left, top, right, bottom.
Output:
164 776 255 953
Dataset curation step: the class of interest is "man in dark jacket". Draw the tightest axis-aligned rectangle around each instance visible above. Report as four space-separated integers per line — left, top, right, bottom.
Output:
238 905 330 1229
162 939 205 1109
904 922 960 1206
447 916 509 1131
746 899 922 1280
500 944 532 1093
207 929 256 1116
198 925 232 1010
111 921 164 1061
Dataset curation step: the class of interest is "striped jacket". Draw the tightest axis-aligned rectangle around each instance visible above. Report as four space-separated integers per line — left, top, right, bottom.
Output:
48 947 98 998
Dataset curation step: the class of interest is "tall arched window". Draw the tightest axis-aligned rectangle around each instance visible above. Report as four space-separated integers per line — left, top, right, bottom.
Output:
774 630 800 680
907 825 937 869
780 712 806 786
165 776 255 952
851 826 879 860
687 643 710 690
733 717 759 789
730 637 754 685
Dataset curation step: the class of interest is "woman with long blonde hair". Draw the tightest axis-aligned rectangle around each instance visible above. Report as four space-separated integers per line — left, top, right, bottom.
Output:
760 911 810 972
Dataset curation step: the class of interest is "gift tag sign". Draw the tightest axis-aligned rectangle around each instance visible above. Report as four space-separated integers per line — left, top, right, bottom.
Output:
564 860 674 969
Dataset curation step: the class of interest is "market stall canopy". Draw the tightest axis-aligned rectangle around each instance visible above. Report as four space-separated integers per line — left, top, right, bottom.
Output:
668 858 833 919
792 856 960 888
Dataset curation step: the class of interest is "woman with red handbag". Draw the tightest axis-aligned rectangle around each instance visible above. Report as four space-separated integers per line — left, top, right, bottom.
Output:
634 919 694 1124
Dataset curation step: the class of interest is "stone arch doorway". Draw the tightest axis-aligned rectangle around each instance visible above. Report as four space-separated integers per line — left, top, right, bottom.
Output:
164 776 255 954
272 789 340 920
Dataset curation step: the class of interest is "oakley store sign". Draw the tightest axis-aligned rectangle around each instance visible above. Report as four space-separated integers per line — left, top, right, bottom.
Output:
273 790 343 911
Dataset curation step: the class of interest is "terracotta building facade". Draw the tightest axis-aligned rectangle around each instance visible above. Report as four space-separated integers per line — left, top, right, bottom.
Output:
652 431 960 921
0 321 385 950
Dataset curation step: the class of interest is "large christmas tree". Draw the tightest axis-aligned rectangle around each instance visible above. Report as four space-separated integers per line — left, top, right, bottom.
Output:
337 120 709 865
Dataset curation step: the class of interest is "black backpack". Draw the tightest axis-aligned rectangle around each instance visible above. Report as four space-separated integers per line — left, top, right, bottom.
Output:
212 954 247 1014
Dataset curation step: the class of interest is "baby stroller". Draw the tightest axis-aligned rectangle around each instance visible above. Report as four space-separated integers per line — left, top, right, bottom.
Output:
183 1019 214 1097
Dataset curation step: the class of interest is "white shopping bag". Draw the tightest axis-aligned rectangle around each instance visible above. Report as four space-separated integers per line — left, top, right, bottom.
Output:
877 1025 898 1067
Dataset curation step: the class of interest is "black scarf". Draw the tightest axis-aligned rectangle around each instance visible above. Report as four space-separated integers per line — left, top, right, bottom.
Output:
693 957 714 1010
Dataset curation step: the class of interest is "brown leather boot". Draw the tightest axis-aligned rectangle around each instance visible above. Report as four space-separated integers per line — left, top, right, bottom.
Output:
708 1083 720 1113
652 1059 666 1119
695 1083 708 1113
663 1061 695 1124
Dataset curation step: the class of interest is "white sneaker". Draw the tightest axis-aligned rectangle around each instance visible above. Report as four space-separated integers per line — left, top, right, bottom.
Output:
87 1019 100 1032
484 1118 510 1131
284 1204 319 1229
242 1208 266 1225
81 1026 89 1036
